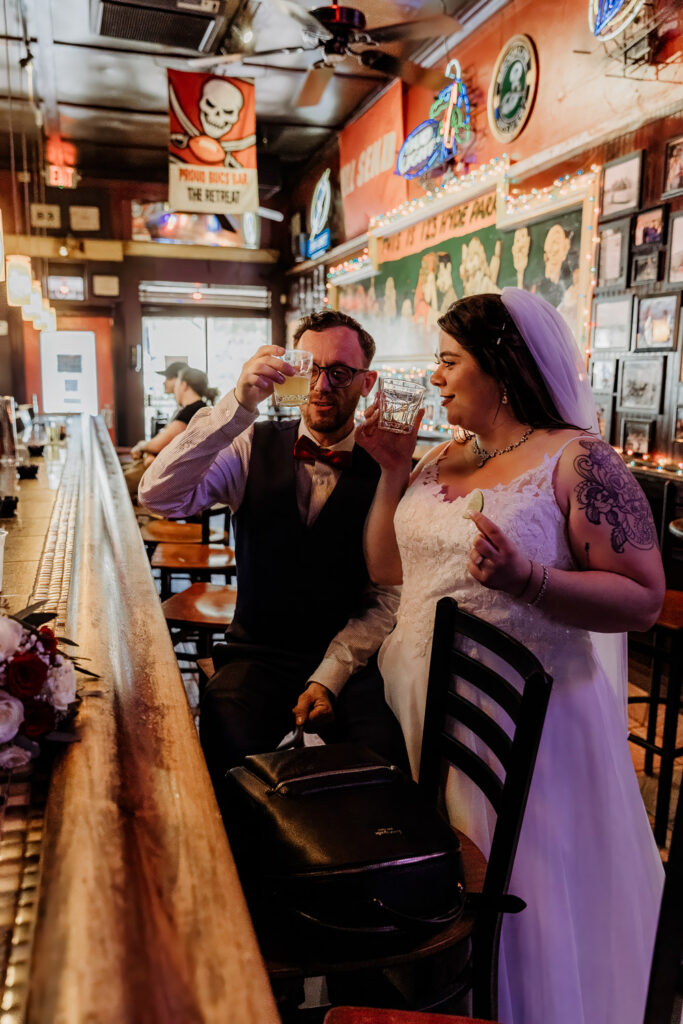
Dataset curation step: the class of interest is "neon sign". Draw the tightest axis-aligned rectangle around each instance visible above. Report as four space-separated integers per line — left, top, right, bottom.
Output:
588 0 645 39
396 60 471 181
307 169 332 259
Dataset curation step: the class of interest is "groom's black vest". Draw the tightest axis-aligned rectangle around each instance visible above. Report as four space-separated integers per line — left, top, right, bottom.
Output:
229 419 381 662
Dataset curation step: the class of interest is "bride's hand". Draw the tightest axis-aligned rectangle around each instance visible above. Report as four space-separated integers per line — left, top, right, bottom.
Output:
355 401 424 473
467 512 533 598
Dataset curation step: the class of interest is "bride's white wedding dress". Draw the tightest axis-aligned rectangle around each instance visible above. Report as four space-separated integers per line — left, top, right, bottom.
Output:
378 439 664 1024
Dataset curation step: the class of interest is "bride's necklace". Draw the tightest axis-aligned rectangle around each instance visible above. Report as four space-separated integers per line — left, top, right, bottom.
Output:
472 426 534 468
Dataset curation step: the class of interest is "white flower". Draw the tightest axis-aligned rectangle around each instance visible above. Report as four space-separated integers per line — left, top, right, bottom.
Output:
45 658 77 712
0 618 24 660
0 692 24 744
0 744 32 769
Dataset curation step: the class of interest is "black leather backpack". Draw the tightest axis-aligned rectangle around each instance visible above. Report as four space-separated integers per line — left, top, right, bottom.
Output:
226 742 465 936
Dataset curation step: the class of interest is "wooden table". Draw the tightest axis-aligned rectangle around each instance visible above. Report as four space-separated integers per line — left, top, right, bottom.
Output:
151 542 236 599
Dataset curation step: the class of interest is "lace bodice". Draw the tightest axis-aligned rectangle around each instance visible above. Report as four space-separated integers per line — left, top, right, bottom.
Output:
390 442 592 675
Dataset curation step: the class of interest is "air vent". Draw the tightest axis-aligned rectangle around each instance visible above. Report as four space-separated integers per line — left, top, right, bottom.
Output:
100 1 212 48
93 0 237 53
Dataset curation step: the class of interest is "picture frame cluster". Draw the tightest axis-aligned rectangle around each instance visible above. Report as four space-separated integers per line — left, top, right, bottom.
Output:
590 137 683 455
597 144 683 291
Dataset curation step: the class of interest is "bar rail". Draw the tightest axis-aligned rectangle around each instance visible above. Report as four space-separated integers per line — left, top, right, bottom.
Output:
26 417 278 1024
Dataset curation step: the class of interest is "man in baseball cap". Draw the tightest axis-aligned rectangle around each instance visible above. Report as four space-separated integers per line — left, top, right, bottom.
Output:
156 361 188 394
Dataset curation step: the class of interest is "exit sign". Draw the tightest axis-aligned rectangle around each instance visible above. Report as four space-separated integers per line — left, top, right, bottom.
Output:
46 164 80 189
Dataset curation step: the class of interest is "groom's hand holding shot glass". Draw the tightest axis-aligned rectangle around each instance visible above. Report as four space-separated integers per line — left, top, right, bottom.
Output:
235 345 298 412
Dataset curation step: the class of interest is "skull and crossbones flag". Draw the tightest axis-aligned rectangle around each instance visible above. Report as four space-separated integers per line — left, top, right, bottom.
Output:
168 70 258 215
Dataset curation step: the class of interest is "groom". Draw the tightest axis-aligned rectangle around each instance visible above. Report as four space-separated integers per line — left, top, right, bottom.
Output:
139 310 408 798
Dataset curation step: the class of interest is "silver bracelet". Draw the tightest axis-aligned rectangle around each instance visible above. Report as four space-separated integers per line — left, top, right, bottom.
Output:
529 564 549 607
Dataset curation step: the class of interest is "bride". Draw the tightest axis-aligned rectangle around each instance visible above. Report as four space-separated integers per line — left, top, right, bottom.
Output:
356 288 665 1024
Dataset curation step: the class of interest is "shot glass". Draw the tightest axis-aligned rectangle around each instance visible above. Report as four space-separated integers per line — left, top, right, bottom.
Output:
0 528 6 591
378 377 426 434
274 349 314 407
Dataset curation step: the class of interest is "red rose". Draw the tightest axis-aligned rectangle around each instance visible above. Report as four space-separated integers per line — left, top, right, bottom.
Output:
20 699 56 738
6 653 48 699
38 627 58 659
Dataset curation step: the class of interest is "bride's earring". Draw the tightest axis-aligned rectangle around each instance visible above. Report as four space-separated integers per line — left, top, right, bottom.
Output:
501 387 508 405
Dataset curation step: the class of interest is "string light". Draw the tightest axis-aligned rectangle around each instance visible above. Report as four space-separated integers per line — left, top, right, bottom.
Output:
503 168 599 218
327 248 372 285
368 157 508 232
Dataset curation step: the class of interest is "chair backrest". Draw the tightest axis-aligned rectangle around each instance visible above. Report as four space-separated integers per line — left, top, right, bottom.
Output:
418 597 553 1019
200 506 231 544
644 780 683 1024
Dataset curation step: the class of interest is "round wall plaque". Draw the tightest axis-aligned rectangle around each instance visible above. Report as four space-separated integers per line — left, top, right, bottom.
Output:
487 34 538 143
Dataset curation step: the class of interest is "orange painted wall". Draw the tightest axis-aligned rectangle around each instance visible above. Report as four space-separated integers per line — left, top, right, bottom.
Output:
403 0 683 179
23 315 116 442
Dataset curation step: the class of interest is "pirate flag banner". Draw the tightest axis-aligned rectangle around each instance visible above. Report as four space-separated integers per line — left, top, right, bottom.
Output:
168 69 258 215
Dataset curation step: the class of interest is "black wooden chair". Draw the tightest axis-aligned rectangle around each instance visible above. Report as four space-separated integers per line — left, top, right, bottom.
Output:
417 598 553 1020
327 638 679 1024
258 598 553 1022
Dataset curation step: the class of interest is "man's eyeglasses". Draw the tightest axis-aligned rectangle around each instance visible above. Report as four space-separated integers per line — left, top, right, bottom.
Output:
310 363 367 389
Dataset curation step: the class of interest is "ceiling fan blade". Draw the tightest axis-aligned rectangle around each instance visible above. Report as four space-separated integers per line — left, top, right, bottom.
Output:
358 50 446 91
367 14 461 44
187 45 318 69
295 64 334 106
188 52 249 68
265 0 334 41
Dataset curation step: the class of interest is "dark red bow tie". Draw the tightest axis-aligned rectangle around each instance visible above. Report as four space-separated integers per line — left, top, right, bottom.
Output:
294 435 353 469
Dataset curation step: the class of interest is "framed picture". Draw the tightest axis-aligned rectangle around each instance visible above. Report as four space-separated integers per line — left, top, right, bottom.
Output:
592 294 633 351
621 418 655 455
666 209 683 284
47 274 85 302
630 251 659 286
591 358 617 392
593 393 614 443
633 293 679 351
600 151 642 220
633 206 667 248
597 217 630 288
618 358 664 412
662 135 683 199
674 405 683 443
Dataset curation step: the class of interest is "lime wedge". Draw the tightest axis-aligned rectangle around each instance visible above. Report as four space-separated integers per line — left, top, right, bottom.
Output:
463 489 484 518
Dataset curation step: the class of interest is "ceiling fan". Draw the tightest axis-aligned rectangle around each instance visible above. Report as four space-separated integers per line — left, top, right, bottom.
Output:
188 0 460 106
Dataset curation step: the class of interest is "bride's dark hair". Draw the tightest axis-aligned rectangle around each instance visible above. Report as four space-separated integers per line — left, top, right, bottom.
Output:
437 293 581 431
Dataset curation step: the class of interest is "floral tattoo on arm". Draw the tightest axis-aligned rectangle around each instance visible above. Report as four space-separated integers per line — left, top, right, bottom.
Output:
573 440 656 553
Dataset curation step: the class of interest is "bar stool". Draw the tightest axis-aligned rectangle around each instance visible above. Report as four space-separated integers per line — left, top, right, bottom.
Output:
161 582 237 658
670 519 683 541
628 589 683 847
325 1009 499 1024
151 543 236 600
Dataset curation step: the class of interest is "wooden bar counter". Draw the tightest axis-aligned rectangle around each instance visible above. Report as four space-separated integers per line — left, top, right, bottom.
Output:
1 420 279 1024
